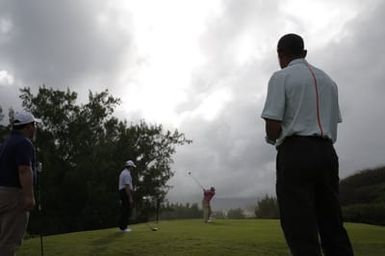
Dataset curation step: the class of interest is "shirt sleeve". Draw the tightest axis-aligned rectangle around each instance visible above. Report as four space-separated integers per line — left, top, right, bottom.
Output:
335 84 342 123
261 72 286 121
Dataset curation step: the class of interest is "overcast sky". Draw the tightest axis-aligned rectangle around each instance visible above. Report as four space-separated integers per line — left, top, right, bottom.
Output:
1 0 384 203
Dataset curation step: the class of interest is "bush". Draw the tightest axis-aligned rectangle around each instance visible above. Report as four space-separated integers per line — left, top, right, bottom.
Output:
340 167 385 206
227 208 245 219
212 211 226 219
342 203 385 226
255 195 279 219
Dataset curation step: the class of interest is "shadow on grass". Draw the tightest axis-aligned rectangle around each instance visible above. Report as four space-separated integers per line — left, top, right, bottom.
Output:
88 231 125 255
206 221 228 226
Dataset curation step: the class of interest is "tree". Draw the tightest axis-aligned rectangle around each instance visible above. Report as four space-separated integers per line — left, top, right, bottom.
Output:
340 166 385 206
0 106 5 139
0 106 11 141
160 202 202 219
0 105 3 123
19 86 191 234
339 166 385 226
227 208 245 219
212 210 226 219
255 195 279 219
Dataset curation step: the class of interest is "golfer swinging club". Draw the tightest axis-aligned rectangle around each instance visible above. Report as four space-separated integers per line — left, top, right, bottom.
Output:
202 187 215 223
118 160 136 232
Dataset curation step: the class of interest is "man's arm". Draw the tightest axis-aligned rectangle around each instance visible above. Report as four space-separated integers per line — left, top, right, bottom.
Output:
125 185 133 205
18 165 36 210
264 118 282 144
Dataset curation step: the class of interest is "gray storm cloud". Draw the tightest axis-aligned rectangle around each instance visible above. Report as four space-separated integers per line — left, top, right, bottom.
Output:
0 0 132 89
1 0 384 204
167 0 385 202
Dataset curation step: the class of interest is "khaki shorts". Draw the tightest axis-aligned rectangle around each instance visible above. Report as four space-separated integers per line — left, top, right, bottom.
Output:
0 187 29 256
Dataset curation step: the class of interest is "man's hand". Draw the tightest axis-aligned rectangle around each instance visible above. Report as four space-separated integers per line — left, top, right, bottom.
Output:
125 184 134 206
264 119 282 144
129 197 134 205
23 194 36 210
18 165 35 211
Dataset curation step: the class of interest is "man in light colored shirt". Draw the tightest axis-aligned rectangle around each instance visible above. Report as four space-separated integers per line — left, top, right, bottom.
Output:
118 160 136 232
261 34 353 256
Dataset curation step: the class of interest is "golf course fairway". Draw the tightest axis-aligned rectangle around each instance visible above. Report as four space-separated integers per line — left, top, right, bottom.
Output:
18 219 385 256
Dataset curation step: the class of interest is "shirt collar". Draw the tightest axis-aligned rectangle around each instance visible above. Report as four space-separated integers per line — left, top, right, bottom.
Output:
288 58 307 67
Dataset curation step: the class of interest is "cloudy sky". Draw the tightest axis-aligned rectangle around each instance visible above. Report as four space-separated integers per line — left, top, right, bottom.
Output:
1 0 384 203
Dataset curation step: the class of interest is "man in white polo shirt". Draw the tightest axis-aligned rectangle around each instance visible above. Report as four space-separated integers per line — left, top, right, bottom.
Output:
261 34 354 256
118 160 136 232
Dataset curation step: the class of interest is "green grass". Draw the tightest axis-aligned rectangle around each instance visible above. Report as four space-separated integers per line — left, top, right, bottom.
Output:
17 219 385 256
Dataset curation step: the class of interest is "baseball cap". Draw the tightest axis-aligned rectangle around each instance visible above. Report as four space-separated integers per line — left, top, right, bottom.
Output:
13 111 42 126
125 160 136 168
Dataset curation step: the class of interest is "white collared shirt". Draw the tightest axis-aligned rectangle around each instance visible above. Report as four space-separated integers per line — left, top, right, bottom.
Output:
118 168 133 190
261 58 342 146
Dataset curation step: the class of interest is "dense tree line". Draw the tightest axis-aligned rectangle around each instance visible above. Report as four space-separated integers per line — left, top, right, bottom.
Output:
255 195 279 219
0 86 191 235
227 208 246 219
339 166 385 225
251 167 385 225
160 202 202 219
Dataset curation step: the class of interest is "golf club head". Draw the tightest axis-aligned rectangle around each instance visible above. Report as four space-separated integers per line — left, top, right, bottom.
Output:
145 222 158 231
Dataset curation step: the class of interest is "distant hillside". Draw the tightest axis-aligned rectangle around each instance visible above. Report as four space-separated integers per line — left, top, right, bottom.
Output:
339 166 385 226
340 166 385 206
211 197 259 211
167 195 261 212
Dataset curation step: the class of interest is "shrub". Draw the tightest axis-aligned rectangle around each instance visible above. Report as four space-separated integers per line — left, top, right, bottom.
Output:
227 208 245 219
255 195 279 219
342 203 385 226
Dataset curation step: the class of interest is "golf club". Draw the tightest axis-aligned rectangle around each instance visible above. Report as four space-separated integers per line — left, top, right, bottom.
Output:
145 222 158 231
36 161 44 256
187 171 204 190
141 196 158 231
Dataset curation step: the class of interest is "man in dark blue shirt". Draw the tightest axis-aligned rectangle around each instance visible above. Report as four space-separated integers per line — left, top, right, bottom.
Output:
0 111 40 256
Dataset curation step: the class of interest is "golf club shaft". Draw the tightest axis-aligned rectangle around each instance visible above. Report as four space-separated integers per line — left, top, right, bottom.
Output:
188 172 204 190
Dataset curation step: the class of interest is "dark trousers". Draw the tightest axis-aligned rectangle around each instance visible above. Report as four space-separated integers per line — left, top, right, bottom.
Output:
276 136 354 256
118 189 132 230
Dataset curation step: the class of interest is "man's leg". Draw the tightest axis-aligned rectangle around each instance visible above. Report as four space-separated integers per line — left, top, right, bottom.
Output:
277 138 322 256
316 146 354 256
277 181 321 256
0 189 29 256
126 200 132 227
202 201 208 222
207 204 212 222
118 190 129 230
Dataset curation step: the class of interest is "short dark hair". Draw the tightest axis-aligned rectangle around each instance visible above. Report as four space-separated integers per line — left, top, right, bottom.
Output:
277 33 304 56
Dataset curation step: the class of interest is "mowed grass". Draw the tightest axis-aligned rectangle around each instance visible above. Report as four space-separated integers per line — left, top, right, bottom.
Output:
18 219 385 256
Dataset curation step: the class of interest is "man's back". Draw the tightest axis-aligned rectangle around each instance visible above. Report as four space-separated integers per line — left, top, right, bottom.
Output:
203 189 215 202
0 131 33 188
263 58 341 145
118 168 132 190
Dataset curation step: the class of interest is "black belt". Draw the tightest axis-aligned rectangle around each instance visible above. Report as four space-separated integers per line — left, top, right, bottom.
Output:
286 135 332 143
